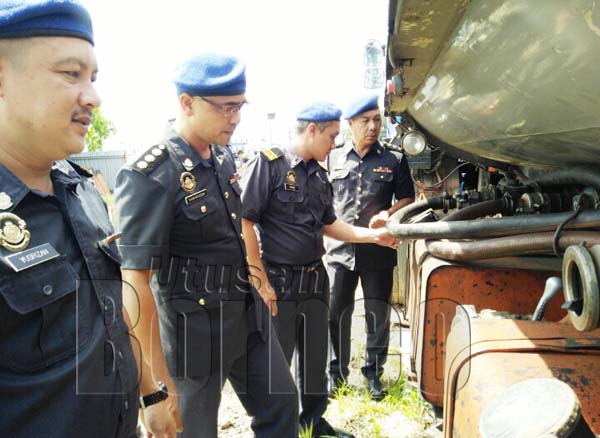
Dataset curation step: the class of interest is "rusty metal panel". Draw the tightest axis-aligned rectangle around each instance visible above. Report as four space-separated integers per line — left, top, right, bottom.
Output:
444 320 600 437
387 0 471 114
408 244 563 405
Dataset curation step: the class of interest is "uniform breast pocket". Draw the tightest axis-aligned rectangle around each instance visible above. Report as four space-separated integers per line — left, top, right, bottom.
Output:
275 189 305 221
0 257 91 372
181 196 221 240
368 171 394 195
329 169 350 197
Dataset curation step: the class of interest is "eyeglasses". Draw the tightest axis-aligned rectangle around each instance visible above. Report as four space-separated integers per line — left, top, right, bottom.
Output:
197 96 248 117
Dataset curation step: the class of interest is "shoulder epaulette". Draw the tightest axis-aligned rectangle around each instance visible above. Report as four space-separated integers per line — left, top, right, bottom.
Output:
260 147 284 161
66 160 94 177
132 144 169 175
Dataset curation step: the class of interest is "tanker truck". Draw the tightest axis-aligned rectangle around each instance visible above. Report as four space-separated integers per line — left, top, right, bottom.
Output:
384 1 600 436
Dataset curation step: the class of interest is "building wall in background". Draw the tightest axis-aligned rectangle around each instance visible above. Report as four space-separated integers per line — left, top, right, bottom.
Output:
70 151 126 192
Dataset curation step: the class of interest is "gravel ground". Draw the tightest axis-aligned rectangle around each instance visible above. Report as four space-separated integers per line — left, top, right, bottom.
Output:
214 288 439 438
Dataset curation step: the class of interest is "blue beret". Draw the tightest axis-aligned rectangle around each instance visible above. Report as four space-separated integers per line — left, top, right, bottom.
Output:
173 53 246 96
296 101 342 123
0 0 93 45
343 94 379 120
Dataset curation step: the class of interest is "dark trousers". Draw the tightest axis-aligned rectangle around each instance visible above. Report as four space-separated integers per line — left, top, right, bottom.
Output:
265 262 330 430
328 264 394 380
172 316 298 438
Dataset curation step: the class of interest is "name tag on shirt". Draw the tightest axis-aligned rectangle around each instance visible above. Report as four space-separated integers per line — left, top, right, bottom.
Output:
5 243 60 272
185 189 208 205
284 183 299 192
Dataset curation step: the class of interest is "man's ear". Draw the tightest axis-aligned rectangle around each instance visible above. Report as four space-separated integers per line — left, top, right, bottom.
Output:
307 122 317 136
179 93 195 115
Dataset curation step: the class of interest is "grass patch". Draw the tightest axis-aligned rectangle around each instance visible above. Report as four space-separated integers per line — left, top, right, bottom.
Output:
381 374 433 424
333 374 432 427
299 422 313 438
326 342 435 437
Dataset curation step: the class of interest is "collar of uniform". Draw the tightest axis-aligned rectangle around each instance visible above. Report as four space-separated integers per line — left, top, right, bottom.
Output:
163 125 208 171
163 122 226 171
284 145 303 168
373 141 384 156
163 124 199 170
283 146 319 174
0 164 30 212
52 160 82 187
307 159 322 175
341 141 355 157
50 161 83 196
348 140 383 159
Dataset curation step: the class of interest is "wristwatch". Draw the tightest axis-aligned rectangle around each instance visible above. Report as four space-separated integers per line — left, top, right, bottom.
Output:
139 381 168 409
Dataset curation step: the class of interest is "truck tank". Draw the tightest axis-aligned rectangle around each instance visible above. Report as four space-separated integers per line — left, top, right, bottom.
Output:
385 1 600 437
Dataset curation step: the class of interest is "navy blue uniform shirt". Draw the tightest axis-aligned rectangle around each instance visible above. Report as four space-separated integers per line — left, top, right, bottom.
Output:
0 161 138 438
326 141 414 270
114 125 267 379
241 147 337 266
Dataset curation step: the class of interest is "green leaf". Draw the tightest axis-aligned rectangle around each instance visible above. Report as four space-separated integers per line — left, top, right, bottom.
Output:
85 108 116 152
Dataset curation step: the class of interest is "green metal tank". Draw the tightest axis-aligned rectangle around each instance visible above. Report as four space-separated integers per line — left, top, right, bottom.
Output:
386 0 600 168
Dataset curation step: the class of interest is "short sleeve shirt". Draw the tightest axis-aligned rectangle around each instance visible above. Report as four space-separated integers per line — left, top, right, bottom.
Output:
326 141 414 270
0 161 138 438
242 147 336 266
114 124 250 306
113 124 265 379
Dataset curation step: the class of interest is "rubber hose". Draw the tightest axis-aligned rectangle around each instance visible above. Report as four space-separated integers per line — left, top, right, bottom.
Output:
529 166 600 190
425 231 600 261
442 199 504 222
387 197 446 225
387 209 600 240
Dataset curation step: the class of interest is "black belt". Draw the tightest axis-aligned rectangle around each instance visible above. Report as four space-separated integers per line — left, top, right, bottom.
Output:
266 260 323 273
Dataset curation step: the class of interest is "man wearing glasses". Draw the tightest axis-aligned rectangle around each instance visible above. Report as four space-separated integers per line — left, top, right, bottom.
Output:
114 53 297 438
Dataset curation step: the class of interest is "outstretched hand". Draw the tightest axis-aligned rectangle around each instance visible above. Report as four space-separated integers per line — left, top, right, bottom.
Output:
369 210 389 229
372 227 400 249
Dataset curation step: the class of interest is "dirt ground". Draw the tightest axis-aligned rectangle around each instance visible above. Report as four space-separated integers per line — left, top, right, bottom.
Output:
215 296 439 438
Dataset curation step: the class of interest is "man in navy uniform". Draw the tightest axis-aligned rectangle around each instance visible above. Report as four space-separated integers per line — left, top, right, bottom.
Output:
114 53 298 438
327 94 414 400
241 101 399 438
0 1 176 437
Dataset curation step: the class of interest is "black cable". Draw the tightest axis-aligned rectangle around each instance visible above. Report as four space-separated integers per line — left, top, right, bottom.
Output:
553 206 584 257
422 162 471 189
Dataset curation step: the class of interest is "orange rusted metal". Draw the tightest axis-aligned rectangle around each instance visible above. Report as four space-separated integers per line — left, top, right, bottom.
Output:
444 319 600 437
405 242 564 406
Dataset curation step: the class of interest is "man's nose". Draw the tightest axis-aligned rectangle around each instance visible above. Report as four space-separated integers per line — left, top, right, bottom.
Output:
81 81 101 109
